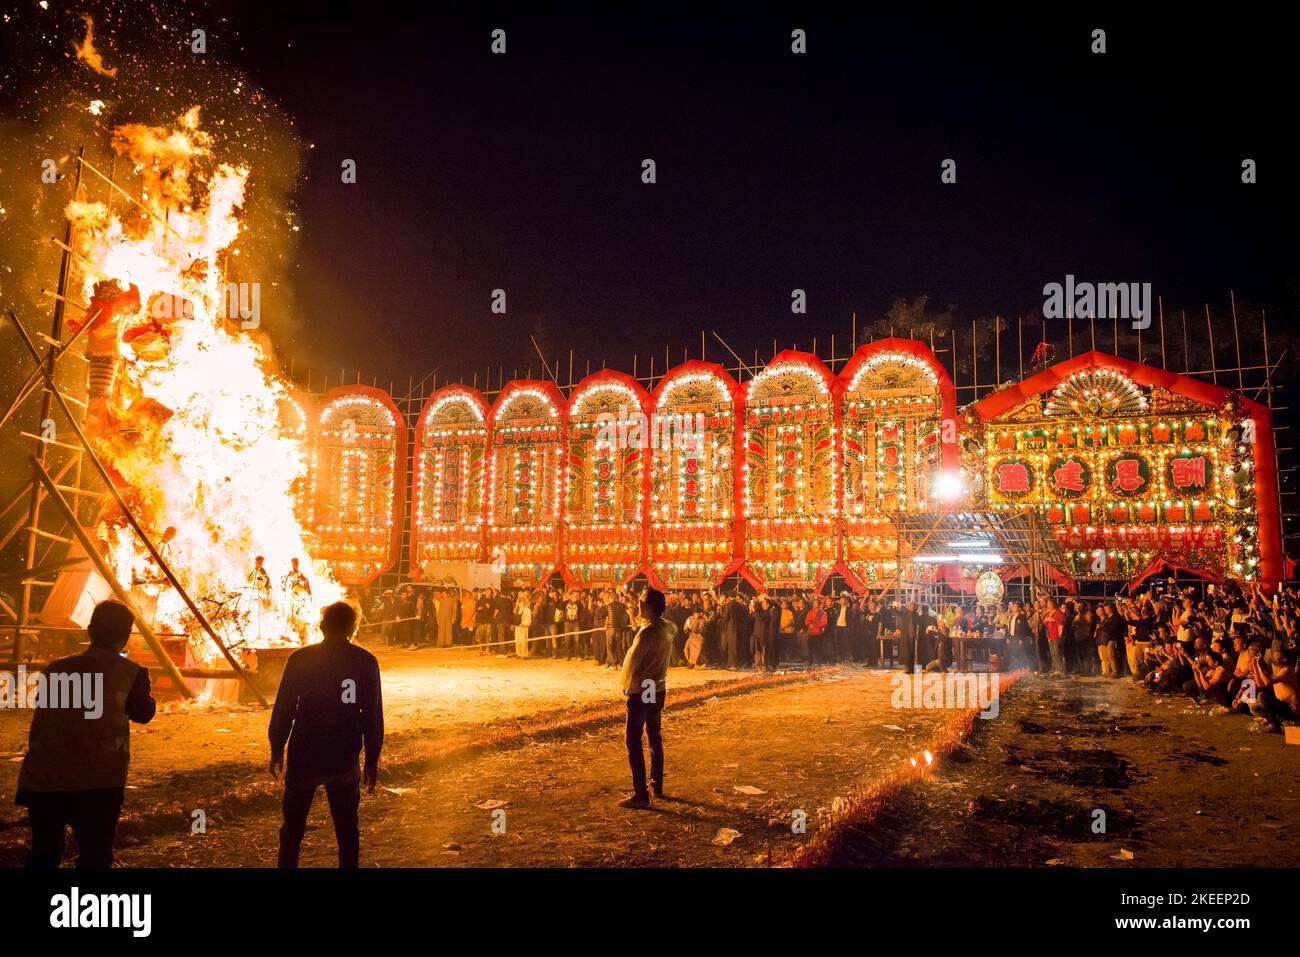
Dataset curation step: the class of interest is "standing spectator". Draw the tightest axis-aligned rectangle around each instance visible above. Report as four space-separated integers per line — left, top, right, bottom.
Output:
270 601 383 868
459 589 476 645
897 601 918 671
1095 603 1123 677
1072 604 1097 675
618 587 675 809
493 588 514 654
751 596 771 670
436 588 457 648
513 591 533 657
609 591 631 665
17 601 156 869
592 591 611 666
1044 599 1066 676
805 598 829 664
474 589 495 654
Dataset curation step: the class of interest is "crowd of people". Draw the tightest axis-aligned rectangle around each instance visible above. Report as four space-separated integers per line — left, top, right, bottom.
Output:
363 585 948 671
356 581 1300 734
1102 582 1300 735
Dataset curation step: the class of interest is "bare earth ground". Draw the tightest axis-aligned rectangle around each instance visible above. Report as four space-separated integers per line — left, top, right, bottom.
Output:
0 645 752 860
828 675 1300 867
2 651 1296 868
113 669 942 867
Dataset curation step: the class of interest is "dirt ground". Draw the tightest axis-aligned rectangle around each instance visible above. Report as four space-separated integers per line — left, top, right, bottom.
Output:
4 653 1296 868
0 643 760 862
110 668 943 867
828 675 1300 868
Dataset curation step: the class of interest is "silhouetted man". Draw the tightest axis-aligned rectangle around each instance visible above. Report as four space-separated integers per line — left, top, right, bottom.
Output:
270 600 383 867
17 599 156 868
619 587 675 808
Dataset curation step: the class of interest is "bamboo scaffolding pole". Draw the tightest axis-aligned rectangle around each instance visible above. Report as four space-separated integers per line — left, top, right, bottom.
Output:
74 155 187 243
0 458 77 551
1206 304 1219 385
1017 316 1023 379
1231 291 1244 392
1158 296 1166 367
31 458 193 697
13 148 83 663
1181 310 1189 372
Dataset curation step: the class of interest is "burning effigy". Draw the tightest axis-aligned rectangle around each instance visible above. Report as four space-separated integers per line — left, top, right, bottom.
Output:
62 106 341 672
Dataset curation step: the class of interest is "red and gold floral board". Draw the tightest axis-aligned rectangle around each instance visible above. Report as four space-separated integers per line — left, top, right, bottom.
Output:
649 363 737 589
840 349 945 585
307 387 405 585
412 387 488 567
979 366 1260 581
488 383 564 585
563 374 648 586
743 355 837 589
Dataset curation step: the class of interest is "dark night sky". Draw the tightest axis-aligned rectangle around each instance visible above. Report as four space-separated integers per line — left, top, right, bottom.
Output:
12 5 1300 391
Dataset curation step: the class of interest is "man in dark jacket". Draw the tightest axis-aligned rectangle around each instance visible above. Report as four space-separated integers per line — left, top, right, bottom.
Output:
751 596 771 669
493 588 514 653
270 601 383 868
592 593 610 665
607 594 631 665
16 600 156 868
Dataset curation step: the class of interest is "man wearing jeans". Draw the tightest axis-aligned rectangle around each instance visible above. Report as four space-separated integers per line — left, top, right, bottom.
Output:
618 587 675 809
270 601 383 867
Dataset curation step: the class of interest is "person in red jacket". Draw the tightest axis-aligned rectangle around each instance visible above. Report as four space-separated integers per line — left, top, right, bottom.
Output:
805 599 829 664
1045 599 1067 676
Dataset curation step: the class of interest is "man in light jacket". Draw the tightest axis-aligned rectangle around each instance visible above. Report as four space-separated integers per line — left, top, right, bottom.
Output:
618 587 675 809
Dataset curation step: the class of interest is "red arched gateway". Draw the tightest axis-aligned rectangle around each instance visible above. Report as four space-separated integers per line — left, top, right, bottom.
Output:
562 369 651 588
410 385 491 569
648 360 743 590
487 380 567 586
835 338 959 591
308 385 407 585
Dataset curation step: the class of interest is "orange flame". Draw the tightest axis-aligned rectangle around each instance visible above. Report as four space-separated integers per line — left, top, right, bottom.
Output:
68 108 340 667
73 14 118 78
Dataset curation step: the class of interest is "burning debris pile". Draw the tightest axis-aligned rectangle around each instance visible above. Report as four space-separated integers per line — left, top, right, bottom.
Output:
62 106 342 662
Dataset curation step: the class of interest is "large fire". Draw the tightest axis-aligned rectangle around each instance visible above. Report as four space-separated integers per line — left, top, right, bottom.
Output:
64 107 341 665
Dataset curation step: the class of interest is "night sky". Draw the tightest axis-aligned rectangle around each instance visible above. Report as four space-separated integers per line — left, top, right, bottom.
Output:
3 5 1297 392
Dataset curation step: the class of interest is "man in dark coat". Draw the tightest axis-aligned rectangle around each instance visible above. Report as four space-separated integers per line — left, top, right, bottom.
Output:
608 594 631 665
898 601 918 671
751 596 772 669
270 600 383 868
721 594 750 669
493 588 514 653
592 592 610 665
17 600 156 868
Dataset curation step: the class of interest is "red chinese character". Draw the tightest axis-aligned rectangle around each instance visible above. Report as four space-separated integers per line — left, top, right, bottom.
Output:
1052 458 1086 493
996 462 1030 494
1170 455 1207 490
1110 458 1144 493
